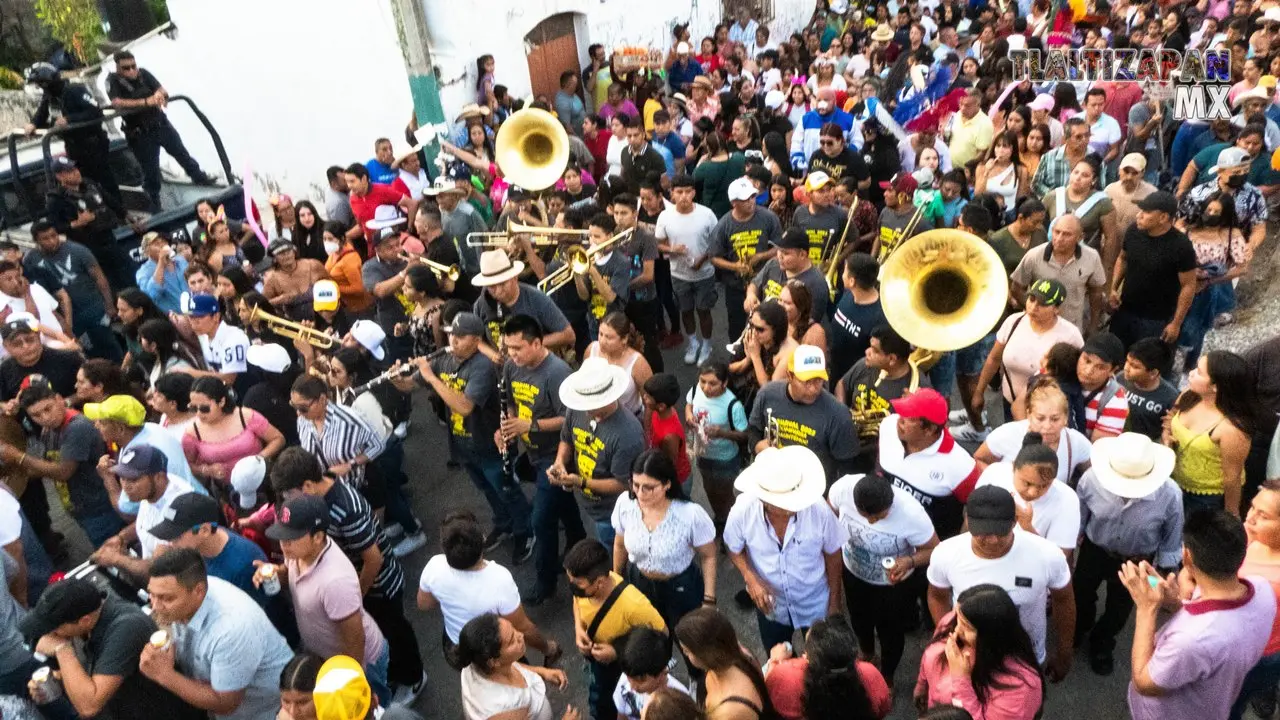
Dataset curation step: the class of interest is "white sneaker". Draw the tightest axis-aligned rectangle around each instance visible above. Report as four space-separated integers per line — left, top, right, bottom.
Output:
696 337 712 365
683 338 700 365
949 409 986 426
950 421 990 443
392 531 428 557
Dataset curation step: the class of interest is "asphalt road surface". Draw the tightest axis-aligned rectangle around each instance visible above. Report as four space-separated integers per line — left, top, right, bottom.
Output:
49 308 1146 720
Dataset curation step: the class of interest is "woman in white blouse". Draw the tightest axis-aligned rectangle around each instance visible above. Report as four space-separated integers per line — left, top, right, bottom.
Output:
612 449 718 636
456 613 576 720
976 433 1082 561
975 380 1092 486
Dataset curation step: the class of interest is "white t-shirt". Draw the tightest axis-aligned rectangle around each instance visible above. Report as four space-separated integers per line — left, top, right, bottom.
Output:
418 555 521 643
927 530 1072 663
877 415 981 499
976 463 1081 551
137 475 196 559
0 285 65 359
614 674 692 720
655 204 718 282
611 495 716 577
199 322 250 375
829 474 936 585
982 420 1092 486
0 484 21 546
1087 113 1122 157
461 662 551 720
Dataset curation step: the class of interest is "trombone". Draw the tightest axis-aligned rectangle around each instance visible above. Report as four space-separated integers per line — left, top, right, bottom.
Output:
400 253 460 282
466 220 592 248
537 227 634 295
249 306 336 349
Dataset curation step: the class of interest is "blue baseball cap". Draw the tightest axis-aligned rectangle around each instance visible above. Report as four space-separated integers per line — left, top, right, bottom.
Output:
180 292 220 317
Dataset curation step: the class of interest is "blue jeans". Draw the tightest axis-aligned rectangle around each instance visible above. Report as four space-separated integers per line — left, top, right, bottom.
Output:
463 452 531 537
378 437 419 535
19 510 52 604
365 641 392 708
928 351 957 399
1179 284 1236 371
75 510 126 550
756 611 805 655
1231 651 1280 720
955 333 997 376
594 519 616 550
530 456 586 587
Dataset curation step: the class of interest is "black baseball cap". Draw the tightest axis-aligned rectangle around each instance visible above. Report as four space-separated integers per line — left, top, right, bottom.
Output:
1027 278 1067 307
113 444 168 479
19 578 106 640
1082 331 1125 368
266 495 330 541
772 226 809 251
149 493 223 542
965 485 1016 536
1136 190 1178 217
51 156 77 174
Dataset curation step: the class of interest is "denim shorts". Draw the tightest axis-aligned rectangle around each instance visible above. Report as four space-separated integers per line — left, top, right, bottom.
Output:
955 332 997 376
672 276 718 312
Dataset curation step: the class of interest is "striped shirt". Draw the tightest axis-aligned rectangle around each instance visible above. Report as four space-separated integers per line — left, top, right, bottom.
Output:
1084 378 1129 438
297 401 385 487
323 480 404 598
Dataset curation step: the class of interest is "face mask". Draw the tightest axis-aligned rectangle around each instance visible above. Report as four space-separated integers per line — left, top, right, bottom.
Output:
1202 213 1222 226
569 584 591 598
1226 174 1247 189
324 240 340 255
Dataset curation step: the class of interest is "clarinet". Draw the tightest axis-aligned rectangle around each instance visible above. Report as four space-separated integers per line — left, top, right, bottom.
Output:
352 348 449 395
496 304 517 485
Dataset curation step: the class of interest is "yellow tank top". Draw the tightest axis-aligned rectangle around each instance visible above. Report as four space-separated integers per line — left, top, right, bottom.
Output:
1170 413 1226 496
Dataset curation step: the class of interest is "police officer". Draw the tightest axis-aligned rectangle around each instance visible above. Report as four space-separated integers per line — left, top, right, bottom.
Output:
44 157 137 292
22 62 121 212
106 51 213 212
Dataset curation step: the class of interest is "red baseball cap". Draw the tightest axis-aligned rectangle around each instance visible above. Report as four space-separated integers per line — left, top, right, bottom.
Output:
879 172 919 195
891 388 949 425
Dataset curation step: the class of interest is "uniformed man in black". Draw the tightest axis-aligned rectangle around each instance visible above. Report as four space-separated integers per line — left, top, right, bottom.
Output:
44 157 137 292
22 62 121 211
106 51 213 212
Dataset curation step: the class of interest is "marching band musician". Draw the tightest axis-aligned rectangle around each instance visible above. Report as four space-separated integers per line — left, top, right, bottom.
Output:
746 345 858 487
361 227 414 363
577 213 632 339
414 310 534 566
610 194 664 373
834 325 930 473
263 240 332 321
875 389 980 540
497 314 583 605
709 177 782 341
471 250 576 362
790 171 849 267
411 205 470 301
744 227 830 324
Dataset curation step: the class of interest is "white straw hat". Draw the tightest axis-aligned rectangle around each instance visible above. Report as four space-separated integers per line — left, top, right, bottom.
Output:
559 357 631 412
1091 432 1176 499
733 446 827 512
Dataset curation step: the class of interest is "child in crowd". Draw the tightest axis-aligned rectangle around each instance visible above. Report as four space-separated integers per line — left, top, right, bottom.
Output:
1120 338 1180 442
642 373 691 492
613 627 691 720
683 360 749 536
1076 332 1130 441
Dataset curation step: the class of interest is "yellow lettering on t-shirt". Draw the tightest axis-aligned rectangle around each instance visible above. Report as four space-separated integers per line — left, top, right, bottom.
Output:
763 279 784 302
774 417 816 446
572 426 607 499
43 449 72 511
487 321 502 349
511 381 540 444
805 229 829 264
877 226 900 263
731 229 763 262
590 293 608 320
441 372 470 438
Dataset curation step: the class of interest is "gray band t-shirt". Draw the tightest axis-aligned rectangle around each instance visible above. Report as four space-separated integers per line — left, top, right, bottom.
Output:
503 352 573 461
560 407 645 521
710 208 783 291
748 380 859 483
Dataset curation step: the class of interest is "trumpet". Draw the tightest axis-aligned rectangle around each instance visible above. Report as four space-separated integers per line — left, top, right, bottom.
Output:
537 227 634 295
249 306 335 349
466 221 592 248
764 407 782 449
400 253 460 282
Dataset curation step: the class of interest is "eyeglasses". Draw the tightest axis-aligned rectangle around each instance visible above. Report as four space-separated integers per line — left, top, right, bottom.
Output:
192 404 215 414
291 399 318 413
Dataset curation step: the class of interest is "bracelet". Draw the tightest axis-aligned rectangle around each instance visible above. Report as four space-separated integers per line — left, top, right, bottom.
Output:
580 477 589 491
702 595 716 604
18 454 26 468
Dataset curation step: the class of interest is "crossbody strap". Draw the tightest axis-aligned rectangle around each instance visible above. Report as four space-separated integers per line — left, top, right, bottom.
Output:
587 579 632 643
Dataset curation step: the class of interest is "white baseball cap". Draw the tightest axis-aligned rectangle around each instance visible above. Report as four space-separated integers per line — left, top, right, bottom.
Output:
351 319 387 360
677 41 691 54
728 176 758 202
764 89 786 110
246 343 291 374
788 344 828 381
230 456 267 510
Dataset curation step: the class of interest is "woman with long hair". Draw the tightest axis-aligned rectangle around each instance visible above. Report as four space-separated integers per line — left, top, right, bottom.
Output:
1178 193 1251 370
1165 350 1255 516
585 311 653 418
116 287 166 370
277 652 324 720
1235 479 1280 720
202 217 250 274
676 607 777 719
768 175 797 227
292 200 326 262
182 376 286 489
762 133 792 180
731 300 797 391
148 371 196 441
1022 125 1050 180
975 132 1028 215
763 616 891 720
456 613 571 720
1052 83 1081 121
783 83 811 133
271 195 297 241
913 584 1044 720
138 318 204 388
778 280 825 353
694 131 747 218
395 263 446 357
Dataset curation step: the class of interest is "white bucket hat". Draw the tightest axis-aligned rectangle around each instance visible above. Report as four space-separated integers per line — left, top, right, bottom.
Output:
471 249 526 287
559 357 630 412
733 446 826 512
1091 432 1176 499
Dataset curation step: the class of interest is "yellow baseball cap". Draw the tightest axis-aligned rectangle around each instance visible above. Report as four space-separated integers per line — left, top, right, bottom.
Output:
82 395 146 427
313 280 340 312
313 655 371 720
788 345 829 382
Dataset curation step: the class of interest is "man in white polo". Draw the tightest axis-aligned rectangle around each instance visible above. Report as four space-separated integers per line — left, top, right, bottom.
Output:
91 445 197 581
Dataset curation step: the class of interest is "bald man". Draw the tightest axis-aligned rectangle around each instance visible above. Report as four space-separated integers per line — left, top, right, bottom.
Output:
1010 215 1108 334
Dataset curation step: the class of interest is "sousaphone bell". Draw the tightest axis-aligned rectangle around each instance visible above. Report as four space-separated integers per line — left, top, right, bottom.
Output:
494 108 570 191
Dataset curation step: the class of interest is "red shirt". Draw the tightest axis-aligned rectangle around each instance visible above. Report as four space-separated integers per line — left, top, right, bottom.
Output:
583 129 612 181
349 183 407 243
647 410 691 483
766 657 892 720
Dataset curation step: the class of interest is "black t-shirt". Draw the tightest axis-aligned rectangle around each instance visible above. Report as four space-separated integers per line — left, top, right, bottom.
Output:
242 381 300 447
0 348 83 401
860 136 903 204
105 68 165 129
1120 376 1180 441
41 413 113 519
1118 225 1197 321
45 179 120 248
828 293 887 384
86 599 205 720
807 147 869 185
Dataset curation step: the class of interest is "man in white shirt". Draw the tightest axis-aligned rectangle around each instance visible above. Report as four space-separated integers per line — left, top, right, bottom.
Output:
927 485 1076 680
725 446 846 653
91 444 197 581
655 175 719 366
180 292 249 387
728 7 759 45
1083 88 1123 167
0 262 65 347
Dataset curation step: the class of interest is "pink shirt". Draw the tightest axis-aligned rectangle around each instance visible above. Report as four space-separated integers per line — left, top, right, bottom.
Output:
996 312 1084 403
287 538 386 665
1242 543 1280 655
182 408 272 478
915 626 1043 720
766 657 892 720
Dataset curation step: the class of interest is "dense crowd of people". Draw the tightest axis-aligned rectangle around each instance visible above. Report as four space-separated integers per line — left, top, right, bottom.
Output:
5 0 1280 719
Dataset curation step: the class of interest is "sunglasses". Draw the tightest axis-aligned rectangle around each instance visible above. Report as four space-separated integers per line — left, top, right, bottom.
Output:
820 139 839 146
192 404 216 414
291 400 317 412
118 64 137 71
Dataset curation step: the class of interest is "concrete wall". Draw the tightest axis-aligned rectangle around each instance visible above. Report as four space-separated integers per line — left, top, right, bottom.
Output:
0 90 37 136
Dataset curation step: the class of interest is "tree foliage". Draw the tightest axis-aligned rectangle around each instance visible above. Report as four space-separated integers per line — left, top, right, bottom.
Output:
33 0 102 64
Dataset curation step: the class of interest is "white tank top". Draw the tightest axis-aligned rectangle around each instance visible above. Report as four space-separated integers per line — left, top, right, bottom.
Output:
587 344 643 417
986 162 1018 214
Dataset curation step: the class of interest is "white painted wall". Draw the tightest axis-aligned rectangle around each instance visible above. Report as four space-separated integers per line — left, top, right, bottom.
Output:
90 0 815 213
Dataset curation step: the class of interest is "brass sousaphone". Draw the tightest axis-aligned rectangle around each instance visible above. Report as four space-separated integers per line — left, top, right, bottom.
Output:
494 108 570 191
879 229 1010 388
